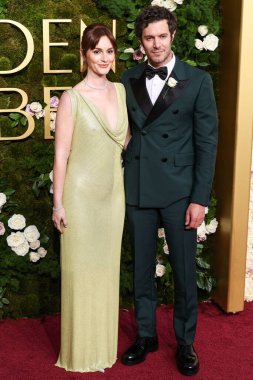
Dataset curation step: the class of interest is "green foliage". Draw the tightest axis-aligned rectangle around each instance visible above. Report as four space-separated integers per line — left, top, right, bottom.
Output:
195 198 217 295
0 287 9 308
115 0 220 74
156 236 174 305
0 0 7 19
96 0 137 18
0 56 12 70
174 0 220 71
0 178 60 317
60 53 79 71
32 172 51 197
8 113 28 128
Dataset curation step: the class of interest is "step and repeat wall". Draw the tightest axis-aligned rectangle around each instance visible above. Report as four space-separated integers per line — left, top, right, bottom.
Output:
3 1 250 318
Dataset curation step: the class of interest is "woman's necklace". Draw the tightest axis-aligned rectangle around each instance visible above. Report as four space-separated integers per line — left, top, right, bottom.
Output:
83 78 108 91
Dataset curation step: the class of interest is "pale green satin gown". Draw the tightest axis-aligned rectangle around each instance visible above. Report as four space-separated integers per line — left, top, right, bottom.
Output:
56 83 128 372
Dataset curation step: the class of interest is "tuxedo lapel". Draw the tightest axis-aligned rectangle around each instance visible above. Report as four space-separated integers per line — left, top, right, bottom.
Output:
145 69 189 126
127 58 189 127
130 70 153 116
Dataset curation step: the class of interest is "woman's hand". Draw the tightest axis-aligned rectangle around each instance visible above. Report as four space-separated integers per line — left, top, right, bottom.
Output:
52 207 68 233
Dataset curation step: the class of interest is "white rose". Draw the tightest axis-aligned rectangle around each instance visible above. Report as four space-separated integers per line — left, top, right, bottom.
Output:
151 0 163 6
29 251 40 263
163 0 177 11
206 218 218 234
203 34 219 51
49 170 53 182
7 231 26 247
167 77 178 88
151 0 177 11
50 184 53 194
50 111 56 121
38 247 47 258
0 192 7 208
198 25 208 37
174 0 184 4
50 119 56 132
123 48 135 53
140 45 146 55
245 274 253 302
50 96 60 108
24 225 40 243
246 264 253 276
25 104 35 116
0 222 5 236
195 39 204 50
163 243 170 255
156 264 166 277
158 228 165 238
12 240 29 256
8 214 26 230
29 102 42 113
29 240 40 250
197 221 207 242
49 112 56 130
35 109 45 119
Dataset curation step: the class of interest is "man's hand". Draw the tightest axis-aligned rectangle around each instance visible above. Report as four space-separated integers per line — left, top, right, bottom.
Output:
185 203 205 229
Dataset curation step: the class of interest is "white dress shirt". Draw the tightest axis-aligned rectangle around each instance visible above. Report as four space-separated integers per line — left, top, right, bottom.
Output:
146 52 176 105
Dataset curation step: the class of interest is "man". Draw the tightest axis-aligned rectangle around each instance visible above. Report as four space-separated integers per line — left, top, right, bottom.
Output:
121 6 218 376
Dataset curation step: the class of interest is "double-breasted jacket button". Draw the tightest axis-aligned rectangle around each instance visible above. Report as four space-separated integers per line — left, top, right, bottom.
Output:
162 133 168 138
161 158 168 162
141 130 147 136
172 109 179 114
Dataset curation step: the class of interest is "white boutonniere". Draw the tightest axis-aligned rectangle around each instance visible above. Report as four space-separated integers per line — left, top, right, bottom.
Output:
167 77 178 88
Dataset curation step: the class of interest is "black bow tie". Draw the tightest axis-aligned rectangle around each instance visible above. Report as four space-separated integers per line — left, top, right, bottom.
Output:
145 65 168 80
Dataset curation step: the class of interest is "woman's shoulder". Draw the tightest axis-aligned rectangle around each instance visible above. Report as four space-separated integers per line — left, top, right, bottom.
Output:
64 80 84 96
62 88 76 98
113 82 126 94
113 82 123 88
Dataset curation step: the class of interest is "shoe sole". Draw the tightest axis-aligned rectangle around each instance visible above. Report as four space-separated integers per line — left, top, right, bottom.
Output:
178 363 199 376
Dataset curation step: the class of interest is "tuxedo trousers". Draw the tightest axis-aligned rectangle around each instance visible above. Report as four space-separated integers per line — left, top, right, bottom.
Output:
126 197 198 345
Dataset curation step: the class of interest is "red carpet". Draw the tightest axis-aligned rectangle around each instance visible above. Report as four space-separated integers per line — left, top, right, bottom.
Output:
0 301 253 380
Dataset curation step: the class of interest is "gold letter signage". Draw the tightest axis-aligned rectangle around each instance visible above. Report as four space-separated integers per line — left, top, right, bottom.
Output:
0 20 34 74
0 18 116 140
0 89 35 140
43 19 72 73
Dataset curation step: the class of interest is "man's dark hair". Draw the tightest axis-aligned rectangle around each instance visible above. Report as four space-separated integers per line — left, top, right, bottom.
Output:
135 6 177 40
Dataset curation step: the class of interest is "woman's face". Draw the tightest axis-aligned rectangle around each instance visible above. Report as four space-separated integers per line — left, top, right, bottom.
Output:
84 35 115 76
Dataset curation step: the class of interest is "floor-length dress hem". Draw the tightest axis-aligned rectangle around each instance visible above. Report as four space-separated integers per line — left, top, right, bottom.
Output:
55 357 117 373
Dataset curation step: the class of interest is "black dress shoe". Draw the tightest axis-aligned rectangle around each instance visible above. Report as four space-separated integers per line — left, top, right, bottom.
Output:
121 336 158 365
176 344 199 376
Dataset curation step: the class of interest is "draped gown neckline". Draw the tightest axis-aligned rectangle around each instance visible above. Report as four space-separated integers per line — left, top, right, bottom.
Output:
72 83 120 134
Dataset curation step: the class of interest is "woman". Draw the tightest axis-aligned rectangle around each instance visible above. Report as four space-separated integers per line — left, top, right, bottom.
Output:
52 23 129 372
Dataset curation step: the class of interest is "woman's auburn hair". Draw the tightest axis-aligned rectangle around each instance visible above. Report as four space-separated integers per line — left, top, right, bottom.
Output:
81 23 117 56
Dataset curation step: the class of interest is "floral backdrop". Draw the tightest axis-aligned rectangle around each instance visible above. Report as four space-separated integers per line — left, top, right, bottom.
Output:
0 0 221 317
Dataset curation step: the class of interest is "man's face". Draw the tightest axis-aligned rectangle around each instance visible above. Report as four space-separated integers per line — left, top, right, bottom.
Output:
141 19 175 68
